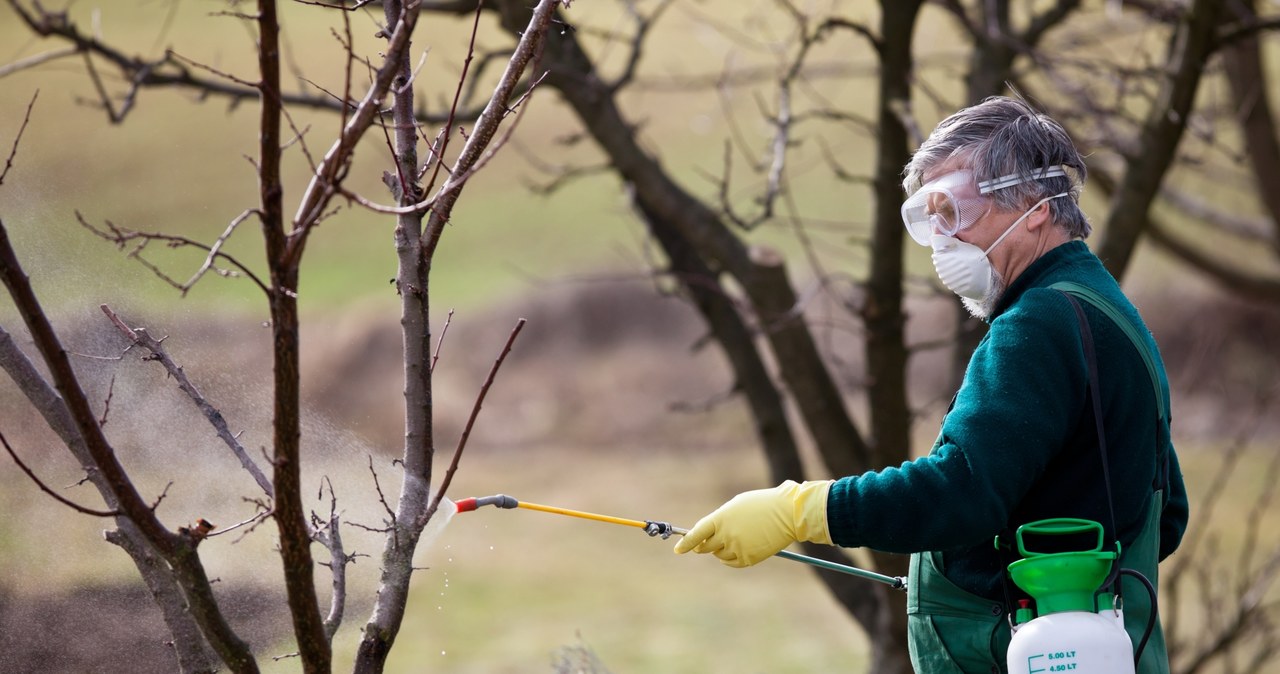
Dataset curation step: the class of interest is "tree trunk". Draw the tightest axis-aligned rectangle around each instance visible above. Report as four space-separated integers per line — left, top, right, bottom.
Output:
1095 0 1223 279
1221 0 1280 254
353 3 432 670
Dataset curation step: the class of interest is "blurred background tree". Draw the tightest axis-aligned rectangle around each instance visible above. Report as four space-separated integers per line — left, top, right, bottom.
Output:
1 1 1278 673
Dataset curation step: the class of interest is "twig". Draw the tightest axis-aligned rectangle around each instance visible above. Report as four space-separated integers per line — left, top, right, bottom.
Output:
293 0 381 9
167 49 258 89
286 0 422 259
310 477 347 642
98 376 116 427
183 209 262 295
0 90 38 186
99 304 274 497
429 309 454 373
420 0 560 262
1 429 120 517
421 0 487 199
421 318 526 527
365 455 397 543
77 211 271 295
207 508 273 539
0 46 78 79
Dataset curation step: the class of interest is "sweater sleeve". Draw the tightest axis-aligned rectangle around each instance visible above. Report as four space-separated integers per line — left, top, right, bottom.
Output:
1159 442 1189 560
827 290 1087 553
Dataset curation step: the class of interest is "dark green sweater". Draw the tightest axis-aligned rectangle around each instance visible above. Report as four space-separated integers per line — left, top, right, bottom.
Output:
828 241 1189 600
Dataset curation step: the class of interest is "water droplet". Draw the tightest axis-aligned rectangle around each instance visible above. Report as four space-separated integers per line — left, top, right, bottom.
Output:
489 545 494 550
441 650 447 656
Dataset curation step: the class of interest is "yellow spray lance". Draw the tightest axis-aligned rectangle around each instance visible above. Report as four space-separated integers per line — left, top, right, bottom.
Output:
455 494 905 589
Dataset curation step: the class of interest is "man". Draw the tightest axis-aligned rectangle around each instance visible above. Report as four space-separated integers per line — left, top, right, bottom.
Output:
674 97 1189 673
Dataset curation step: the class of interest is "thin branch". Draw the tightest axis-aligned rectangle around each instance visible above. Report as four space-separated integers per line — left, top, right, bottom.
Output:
1215 15 1280 49
294 0 382 9
421 317 526 527
607 0 676 93
0 46 78 79
207 508 273 539
98 376 116 427
310 477 347 642
429 309 454 373
0 90 38 186
77 211 271 295
184 209 263 295
341 70 549 216
421 0 487 199
420 0 560 262
1 430 120 517
815 16 882 54
99 304 275 497
367 455 397 532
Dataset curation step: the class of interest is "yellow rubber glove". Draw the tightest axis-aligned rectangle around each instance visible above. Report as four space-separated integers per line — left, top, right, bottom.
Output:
673 480 833 568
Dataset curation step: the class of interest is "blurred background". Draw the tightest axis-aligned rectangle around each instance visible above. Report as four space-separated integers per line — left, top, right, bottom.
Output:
1 1 1279 672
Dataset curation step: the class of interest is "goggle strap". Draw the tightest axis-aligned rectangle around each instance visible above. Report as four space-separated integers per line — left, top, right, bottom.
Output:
978 165 1068 194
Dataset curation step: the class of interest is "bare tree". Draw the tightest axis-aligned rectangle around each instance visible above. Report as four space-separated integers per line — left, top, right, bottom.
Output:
1 1 561 672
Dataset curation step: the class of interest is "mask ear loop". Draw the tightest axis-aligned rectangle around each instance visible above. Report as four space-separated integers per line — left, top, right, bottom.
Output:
981 193 1068 255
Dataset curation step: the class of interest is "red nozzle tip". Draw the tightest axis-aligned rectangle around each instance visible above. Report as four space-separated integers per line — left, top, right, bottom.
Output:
455 497 478 512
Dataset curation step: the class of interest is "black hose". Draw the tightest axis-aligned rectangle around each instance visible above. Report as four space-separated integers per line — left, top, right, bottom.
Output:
1119 568 1157 667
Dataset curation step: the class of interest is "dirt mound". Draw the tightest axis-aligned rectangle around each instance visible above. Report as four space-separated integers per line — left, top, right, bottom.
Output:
302 278 729 453
0 583 290 674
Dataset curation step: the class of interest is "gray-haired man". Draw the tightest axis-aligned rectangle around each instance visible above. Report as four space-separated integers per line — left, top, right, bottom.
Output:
676 96 1188 673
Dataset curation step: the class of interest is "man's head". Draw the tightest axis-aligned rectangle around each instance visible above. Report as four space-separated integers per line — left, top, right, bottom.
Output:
901 97 1089 317
903 96 1089 240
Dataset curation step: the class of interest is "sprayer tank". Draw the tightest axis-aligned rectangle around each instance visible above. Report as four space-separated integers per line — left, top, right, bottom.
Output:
1007 610 1134 674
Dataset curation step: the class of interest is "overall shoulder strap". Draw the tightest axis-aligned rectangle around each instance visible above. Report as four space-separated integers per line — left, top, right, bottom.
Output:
1049 281 1167 424
1053 281 1172 498
1055 290 1120 546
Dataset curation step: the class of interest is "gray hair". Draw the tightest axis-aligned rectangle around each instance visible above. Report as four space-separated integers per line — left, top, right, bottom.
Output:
903 96 1091 239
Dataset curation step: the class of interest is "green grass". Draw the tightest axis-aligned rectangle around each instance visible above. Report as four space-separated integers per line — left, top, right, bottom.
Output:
0 0 892 320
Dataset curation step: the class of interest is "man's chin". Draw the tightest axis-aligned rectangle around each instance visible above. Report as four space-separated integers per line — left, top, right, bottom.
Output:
961 273 1005 319
961 296 990 319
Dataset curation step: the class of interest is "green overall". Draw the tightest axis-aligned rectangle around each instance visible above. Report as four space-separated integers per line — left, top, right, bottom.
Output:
905 284 1171 674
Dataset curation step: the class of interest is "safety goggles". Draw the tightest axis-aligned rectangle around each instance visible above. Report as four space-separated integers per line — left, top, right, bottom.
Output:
900 171 991 246
900 166 1069 246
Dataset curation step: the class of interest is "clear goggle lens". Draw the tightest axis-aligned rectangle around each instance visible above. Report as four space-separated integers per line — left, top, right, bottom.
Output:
900 172 990 245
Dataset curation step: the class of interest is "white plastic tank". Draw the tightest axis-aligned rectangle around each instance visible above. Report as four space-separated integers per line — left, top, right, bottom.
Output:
1008 609 1134 674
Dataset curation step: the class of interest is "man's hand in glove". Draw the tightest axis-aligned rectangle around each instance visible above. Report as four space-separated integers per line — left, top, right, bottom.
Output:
673 480 833 567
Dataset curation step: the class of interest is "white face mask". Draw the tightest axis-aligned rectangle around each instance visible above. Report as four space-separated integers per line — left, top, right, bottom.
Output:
930 193 1067 300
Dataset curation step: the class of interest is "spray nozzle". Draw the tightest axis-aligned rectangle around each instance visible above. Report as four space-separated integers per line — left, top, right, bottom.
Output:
455 494 518 512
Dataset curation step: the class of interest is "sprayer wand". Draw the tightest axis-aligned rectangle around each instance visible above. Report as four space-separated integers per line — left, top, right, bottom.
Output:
456 494 905 590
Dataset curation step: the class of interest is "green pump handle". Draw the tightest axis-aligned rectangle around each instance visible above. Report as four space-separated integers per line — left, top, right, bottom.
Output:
1012 518 1112 558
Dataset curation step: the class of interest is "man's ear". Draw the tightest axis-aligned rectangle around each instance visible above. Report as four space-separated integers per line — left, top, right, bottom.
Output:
1024 199 1053 231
